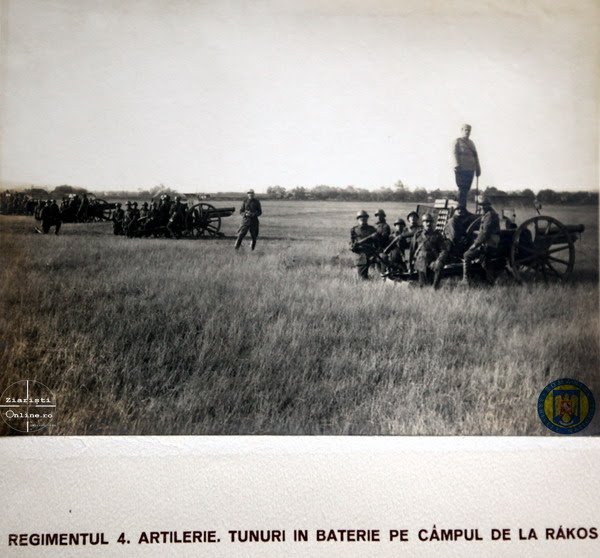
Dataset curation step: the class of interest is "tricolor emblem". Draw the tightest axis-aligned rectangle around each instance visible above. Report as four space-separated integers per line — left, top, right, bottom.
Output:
538 379 595 434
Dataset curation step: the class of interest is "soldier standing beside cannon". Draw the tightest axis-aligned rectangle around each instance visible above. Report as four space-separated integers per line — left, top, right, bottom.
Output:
234 189 262 250
373 209 391 276
350 210 379 280
111 203 124 235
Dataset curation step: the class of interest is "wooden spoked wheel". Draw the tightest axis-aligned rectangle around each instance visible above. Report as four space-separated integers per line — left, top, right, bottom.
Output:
186 203 222 237
510 216 575 283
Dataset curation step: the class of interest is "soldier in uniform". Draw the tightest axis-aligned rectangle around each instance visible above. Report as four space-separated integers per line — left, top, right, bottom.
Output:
409 213 450 289
462 197 500 284
383 218 407 271
350 210 379 280
444 205 476 258
373 209 391 276
453 123 481 208
40 199 62 234
158 195 172 227
111 203 125 235
77 193 90 222
234 189 262 250
167 196 187 239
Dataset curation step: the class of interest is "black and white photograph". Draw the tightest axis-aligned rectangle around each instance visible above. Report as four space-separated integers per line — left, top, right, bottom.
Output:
0 0 599 436
2 2 599 557
1 0 598 437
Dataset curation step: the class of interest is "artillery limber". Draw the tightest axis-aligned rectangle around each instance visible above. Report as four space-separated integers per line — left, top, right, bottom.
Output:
372 196 585 284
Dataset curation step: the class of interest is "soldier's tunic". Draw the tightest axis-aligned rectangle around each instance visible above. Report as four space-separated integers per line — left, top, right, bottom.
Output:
400 224 420 250
409 229 450 288
463 208 500 263
374 220 391 248
168 202 187 238
40 202 62 234
350 223 378 279
386 230 407 270
235 197 262 249
111 208 125 235
374 219 391 274
453 137 481 207
444 211 476 257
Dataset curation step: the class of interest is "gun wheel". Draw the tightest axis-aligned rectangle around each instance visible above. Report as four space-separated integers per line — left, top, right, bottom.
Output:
186 203 222 237
510 216 575 283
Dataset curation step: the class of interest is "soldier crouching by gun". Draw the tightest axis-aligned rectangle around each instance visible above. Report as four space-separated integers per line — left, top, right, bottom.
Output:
379 218 408 275
409 213 450 289
462 197 500 285
350 210 380 280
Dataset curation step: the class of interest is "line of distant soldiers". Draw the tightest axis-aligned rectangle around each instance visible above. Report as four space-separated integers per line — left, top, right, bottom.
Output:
0 191 38 215
111 195 187 238
350 200 500 288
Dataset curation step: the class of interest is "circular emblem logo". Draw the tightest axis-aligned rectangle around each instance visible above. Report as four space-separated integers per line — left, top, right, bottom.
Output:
538 378 595 434
1 380 56 433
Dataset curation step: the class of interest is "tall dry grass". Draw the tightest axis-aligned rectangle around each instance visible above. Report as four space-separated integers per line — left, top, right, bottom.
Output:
0 201 598 435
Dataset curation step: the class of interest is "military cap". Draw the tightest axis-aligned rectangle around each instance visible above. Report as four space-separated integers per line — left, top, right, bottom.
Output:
480 197 492 207
132 201 138 206
421 213 434 222
356 210 369 219
115 202 122 207
142 202 148 207
247 189 255 194
125 201 132 206
374 209 386 217
407 211 419 221
394 218 406 226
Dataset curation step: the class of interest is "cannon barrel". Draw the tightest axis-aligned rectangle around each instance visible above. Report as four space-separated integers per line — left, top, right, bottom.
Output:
192 206 236 218
541 224 585 235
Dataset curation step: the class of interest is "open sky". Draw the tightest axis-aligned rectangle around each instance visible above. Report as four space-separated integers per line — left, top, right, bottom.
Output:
1 0 598 193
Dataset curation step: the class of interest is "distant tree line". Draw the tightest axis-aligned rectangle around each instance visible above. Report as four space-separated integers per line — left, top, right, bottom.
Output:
264 183 598 205
11 182 598 205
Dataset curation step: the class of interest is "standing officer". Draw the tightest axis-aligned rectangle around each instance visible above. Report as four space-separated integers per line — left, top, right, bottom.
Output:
453 124 481 208
462 197 500 284
409 213 450 289
350 210 379 280
235 189 262 250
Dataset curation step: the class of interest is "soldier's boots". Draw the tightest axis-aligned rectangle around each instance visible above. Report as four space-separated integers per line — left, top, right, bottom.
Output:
251 240 257 251
234 236 242 249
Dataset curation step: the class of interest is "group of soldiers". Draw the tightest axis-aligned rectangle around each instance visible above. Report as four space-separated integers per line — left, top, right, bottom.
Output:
0 191 37 215
111 195 188 238
350 199 500 288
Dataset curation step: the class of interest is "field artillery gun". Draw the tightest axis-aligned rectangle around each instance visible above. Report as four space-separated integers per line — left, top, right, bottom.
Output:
126 195 236 239
377 196 585 284
55 194 115 223
184 200 236 238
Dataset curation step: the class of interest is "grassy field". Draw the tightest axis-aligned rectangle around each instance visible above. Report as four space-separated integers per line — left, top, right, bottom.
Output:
0 201 598 435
